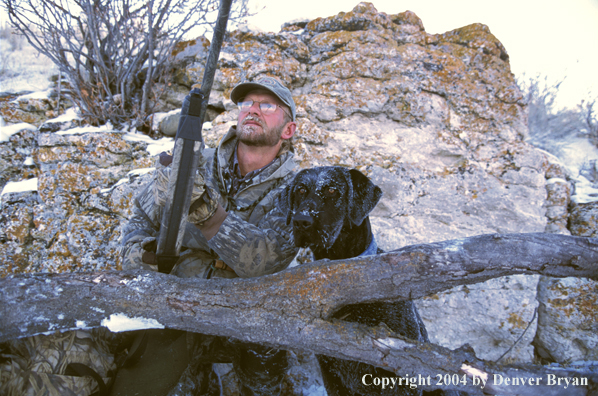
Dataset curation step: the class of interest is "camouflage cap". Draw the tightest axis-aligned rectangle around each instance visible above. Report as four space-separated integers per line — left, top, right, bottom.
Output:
230 76 296 120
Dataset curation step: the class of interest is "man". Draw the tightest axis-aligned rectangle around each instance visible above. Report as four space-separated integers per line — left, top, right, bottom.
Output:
121 75 299 395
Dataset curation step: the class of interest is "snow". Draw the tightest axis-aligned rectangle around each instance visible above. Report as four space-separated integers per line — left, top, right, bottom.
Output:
373 337 410 350
100 167 155 194
0 122 37 142
13 89 53 101
1 178 38 196
101 313 165 332
76 320 88 329
570 175 598 204
558 137 598 176
45 107 82 123
123 131 175 156
56 122 115 135
537 138 598 204
461 364 488 382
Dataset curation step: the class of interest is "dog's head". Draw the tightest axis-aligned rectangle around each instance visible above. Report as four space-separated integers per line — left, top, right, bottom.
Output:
279 166 382 251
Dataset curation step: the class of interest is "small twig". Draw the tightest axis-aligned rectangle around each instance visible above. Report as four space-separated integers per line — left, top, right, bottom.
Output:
495 307 538 363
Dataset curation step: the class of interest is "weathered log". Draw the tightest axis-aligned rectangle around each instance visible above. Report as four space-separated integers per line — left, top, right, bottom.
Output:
1 233 597 394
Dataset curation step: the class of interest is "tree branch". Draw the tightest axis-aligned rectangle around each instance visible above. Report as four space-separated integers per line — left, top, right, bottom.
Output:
1 233 597 394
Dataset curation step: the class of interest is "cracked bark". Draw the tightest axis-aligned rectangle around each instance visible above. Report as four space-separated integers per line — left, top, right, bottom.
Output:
1 233 597 395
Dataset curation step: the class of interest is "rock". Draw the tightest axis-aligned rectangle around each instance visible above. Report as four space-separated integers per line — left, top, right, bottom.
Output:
0 127 39 190
151 110 181 137
534 276 598 363
569 201 598 237
0 90 71 126
418 275 540 363
532 201 598 363
0 126 156 275
172 36 210 63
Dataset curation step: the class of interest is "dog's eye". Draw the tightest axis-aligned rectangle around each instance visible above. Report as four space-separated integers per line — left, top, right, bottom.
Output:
298 187 307 195
327 188 336 195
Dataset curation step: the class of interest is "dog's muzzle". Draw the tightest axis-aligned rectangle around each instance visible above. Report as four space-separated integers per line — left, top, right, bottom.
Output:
293 213 314 229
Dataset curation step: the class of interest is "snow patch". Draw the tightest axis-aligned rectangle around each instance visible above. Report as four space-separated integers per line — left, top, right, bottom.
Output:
445 239 464 253
0 122 37 142
13 89 53 101
56 122 114 135
374 337 410 350
75 320 88 329
461 364 488 381
545 177 568 185
45 107 82 123
101 313 164 332
1 178 38 196
571 175 598 204
100 167 155 194
123 132 174 156
23 156 35 166
129 167 155 177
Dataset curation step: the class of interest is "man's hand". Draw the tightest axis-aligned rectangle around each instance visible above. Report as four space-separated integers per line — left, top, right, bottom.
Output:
152 152 220 225
141 237 157 265
196 203 228 240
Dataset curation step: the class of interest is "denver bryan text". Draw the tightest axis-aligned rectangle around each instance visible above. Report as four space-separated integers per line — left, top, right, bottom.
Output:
470 373 589 390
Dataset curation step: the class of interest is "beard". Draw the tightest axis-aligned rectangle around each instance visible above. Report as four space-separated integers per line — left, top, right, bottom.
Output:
237 115 285 147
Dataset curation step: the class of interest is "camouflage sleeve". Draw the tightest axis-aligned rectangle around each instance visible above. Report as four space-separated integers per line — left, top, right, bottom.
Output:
121 158 213 271
120 181 160 271
207 205 297 278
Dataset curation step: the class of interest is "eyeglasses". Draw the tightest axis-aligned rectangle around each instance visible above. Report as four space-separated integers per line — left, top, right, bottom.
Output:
237 100 291 119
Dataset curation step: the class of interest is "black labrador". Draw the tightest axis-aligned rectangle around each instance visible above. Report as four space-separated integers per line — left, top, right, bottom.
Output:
279 166 458 396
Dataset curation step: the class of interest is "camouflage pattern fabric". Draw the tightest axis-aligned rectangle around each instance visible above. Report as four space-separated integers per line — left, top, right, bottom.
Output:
0 330 117 396
121 126 299 279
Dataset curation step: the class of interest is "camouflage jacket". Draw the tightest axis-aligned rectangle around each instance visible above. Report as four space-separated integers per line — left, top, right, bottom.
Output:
121 126 298 278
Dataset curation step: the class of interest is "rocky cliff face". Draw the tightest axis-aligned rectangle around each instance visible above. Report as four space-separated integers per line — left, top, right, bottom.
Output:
1 1 596 385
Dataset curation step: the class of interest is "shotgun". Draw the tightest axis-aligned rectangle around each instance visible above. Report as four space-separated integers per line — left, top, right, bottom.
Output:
155 0 233 274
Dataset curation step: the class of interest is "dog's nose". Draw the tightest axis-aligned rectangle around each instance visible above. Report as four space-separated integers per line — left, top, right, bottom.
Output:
293 213 314 229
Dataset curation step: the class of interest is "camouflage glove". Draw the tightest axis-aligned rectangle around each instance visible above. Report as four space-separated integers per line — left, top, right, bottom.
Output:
140 236 157 265
152 152 220 226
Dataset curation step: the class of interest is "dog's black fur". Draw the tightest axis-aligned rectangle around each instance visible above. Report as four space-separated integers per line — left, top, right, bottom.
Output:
280 166 455 396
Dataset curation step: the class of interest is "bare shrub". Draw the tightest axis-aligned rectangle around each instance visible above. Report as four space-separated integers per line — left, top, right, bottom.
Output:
0 25 27 78
1 0 250 127
0 24 25 51
519 75 598 154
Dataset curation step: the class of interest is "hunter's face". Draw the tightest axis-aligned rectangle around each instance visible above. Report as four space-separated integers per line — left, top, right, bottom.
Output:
236 92 291 147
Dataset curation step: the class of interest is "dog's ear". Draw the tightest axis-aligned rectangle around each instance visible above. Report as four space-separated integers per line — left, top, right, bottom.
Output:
348 169 383 226
277 184 293 225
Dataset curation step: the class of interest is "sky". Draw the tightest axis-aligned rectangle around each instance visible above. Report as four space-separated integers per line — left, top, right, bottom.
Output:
244 0 598 110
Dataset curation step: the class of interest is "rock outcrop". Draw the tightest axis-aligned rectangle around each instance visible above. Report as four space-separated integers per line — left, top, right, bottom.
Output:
1 2 596 391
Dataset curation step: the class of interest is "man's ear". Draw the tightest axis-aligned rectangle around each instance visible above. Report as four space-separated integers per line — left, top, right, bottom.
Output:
348 169 383 226
280 121 296 140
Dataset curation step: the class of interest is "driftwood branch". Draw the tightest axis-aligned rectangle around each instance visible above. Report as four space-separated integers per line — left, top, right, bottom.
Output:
1 233 597 395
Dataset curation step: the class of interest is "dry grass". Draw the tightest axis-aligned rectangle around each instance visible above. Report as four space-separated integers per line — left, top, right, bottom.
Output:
0 26 58 93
